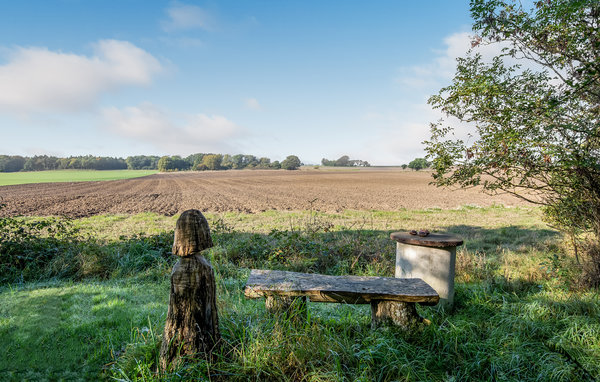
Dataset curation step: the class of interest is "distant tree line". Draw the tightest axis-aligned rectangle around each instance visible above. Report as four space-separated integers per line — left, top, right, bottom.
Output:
0 153 303 172
156 154 302 171
321 155 370 167
0 155 128 172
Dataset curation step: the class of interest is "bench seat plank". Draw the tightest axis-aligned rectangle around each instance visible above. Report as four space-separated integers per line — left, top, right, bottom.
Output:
244 269 439 305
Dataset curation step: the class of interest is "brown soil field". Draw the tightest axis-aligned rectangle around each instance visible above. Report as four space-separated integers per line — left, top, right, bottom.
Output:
0 168 530 218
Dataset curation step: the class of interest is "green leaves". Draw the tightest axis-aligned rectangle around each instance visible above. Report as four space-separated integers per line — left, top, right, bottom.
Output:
426 0 600 248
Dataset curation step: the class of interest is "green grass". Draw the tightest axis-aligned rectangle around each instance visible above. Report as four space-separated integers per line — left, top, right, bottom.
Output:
0 279 168 380
1 206 599 381
0 169 157 186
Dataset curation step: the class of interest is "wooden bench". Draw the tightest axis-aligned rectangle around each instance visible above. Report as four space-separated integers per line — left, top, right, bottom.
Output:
244 269 439 329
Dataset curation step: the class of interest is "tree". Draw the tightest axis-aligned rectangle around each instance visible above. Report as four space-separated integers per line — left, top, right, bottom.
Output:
221 154 233 169
321 155 370 167
0 155 25 172
201 154 222 170
185 153 206 169
408 158 429 171
157 156 173 172
231 154 245 169
281 155 302 170
335 155 351 167
425 0 600 276
257 157 271 168
126 155 160 170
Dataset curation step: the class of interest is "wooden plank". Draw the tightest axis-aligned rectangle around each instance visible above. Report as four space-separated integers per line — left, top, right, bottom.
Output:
244 269 439 305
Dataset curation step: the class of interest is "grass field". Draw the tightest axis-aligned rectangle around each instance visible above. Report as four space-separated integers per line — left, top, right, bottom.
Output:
0 169 157 186
1 206 599 381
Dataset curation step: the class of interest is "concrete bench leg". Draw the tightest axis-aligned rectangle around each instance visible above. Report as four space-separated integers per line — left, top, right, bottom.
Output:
370 301 423 330
265 295 307 322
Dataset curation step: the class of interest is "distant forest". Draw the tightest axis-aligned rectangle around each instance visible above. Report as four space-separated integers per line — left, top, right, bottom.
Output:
0 153 303 172
321 155 370 167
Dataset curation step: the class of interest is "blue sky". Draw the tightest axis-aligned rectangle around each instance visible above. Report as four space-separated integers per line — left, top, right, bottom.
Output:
0 1 475 165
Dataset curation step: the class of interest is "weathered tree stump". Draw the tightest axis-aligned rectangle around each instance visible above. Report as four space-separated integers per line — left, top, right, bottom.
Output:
159 210 220 371
370 301 423 330
265 295 307 322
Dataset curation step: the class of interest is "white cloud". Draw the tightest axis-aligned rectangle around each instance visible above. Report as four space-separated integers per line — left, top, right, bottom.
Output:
0 40 162 114
396 32 514 91
162 3 213 32
102 103 246 155
359 31 524 164
244 97 262 111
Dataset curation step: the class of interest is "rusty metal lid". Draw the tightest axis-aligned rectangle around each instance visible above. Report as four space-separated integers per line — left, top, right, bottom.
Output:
390 232 463 248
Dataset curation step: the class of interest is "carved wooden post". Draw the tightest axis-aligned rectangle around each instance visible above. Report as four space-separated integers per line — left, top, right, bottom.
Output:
159 210 220 371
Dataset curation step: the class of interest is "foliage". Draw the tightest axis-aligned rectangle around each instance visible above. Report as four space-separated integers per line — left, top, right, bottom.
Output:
0 152 302 173
157 156 190 172
0 215 80 284
281 155 302 170
408 157 430 171
425 0 600 271
23 155 60 171
0 154 128 172
200 154 223 170
321 155 371 167
0 203 173 284
126 155 160 170
0 155 26 172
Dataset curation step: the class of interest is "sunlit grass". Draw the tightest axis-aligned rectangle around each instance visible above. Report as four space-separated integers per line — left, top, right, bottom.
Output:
0 169 157 186
0 279 168 380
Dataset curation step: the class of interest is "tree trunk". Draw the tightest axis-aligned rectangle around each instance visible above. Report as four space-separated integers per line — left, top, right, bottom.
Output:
370 301 423 330
159 254 220 371
159 209 220 371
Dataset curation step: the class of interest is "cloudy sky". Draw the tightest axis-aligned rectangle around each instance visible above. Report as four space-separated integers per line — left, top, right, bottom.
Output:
0 1 476 165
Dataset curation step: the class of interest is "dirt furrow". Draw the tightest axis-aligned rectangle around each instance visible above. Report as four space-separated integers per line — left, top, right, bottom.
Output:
0 169 530 218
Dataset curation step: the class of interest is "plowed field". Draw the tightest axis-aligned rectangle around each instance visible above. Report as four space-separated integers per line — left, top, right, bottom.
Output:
0 169 530 218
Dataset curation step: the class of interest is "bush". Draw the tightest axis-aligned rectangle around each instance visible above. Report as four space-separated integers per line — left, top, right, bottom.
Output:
281 155 302 170
408 158 429 171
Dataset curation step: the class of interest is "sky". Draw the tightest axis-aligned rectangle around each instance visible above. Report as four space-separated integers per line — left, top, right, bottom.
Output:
0 0 477 165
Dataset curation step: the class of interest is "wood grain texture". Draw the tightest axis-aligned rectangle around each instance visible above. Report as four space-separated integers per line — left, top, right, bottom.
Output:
160 254 220 371
172 209 213 256
244 269 439 305
390 232 463 248
371 301 422 330
160 210 220 371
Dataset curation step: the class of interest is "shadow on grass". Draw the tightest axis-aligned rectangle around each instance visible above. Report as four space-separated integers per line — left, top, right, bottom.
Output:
0 280 168 381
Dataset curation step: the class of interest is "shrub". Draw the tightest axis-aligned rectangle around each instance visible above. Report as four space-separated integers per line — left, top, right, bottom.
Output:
281 155 302 170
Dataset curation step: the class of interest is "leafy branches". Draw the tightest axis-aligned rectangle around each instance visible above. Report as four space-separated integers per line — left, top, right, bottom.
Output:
425 0 600 280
